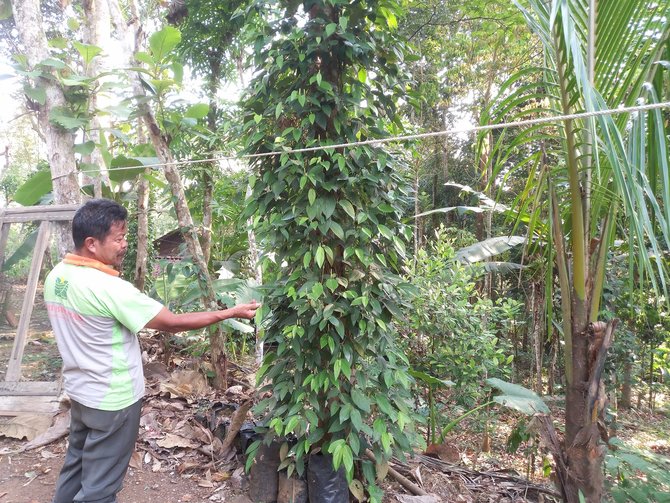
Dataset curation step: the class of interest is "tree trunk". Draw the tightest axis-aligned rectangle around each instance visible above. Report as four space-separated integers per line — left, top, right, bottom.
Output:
562 320 616 503
12 0 81 256
141 111 228 387
531 283 545 394
82 0 112 197
134 169 150 290
201 168 213 265
413 160 420 269
110 0 228 388
621 360 632 409
547 327 558 395
648 349 654 412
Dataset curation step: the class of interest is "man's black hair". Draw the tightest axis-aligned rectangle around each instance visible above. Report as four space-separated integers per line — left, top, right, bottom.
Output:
72 199 128 249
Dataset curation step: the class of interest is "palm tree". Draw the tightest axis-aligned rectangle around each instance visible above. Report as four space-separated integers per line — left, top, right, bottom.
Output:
481 0 670 500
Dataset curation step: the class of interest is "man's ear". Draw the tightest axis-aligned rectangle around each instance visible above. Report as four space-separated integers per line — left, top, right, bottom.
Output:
83 236 97 253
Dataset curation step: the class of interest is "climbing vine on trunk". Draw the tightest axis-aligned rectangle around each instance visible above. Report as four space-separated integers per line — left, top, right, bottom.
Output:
242 1 417 500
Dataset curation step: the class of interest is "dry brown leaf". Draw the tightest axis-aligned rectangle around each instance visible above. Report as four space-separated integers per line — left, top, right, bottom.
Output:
129 451 142 470
181 495 193 502
197 479 214 488
425 443 460 463
166 370 210 398
177 461 201 474
39 449 58 459
349 479 366 502
212 437 224 456
152 459 162 472
156 433 195 449
211 471 230 482
0 414 53 441
413 466 424 486
192 422 213 444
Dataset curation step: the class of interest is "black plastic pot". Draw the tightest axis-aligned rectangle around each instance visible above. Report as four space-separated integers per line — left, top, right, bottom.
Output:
306 453 348 503
249 441 281 503
278 470 308 503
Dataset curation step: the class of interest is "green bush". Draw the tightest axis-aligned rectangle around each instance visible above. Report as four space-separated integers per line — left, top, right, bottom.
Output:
402 227 519 431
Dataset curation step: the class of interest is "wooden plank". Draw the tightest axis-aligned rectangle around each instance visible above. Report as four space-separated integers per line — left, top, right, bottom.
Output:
0 204 78 224
0 395 61 415
0 381 61 396
5 221 51 381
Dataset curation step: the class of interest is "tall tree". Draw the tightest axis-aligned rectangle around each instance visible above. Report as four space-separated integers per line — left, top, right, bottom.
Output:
482 0 670 500
242 1 416 499
108 0 231 387
11 0 80 255
167 0 250 265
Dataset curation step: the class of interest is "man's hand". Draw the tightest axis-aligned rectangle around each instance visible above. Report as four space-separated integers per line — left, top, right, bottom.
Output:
145 301 261 333
231 300 260 320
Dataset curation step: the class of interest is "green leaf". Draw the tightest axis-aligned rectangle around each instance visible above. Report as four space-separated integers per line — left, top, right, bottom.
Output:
49 108 87 131
171 62 183 84
487 378 549 415
308 188 316 206
38 58 65 69
135 52 155 66
108 155 145 182
351 389 371 413
13 170 52 206
315 246 325 267
0 0 12 20
339 200 356 219
456 236 526 264
73 41 102 64
185 103 209 119
24 85 46 105
149 26 181 62
357 68 367 83
325 23 337 37
409 369 454 387
74 141 96 155
2 227 38 271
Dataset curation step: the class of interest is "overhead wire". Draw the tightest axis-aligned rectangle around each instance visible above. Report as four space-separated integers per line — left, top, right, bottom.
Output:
53 100 670 180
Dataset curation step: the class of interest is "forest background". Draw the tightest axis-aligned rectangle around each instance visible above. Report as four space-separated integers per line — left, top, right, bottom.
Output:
1 0 670 502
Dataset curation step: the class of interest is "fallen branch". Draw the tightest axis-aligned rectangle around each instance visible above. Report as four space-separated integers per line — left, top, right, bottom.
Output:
220 399 253 455
365 449 428 496
410 453 561 500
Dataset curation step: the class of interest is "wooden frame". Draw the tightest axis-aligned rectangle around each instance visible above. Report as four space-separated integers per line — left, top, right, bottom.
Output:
0 204 78 415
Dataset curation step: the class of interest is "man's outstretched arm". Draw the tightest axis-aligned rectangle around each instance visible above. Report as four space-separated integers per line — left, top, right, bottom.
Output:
144 301 260 333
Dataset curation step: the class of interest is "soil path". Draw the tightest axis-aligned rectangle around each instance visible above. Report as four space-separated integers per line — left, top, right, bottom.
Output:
0 437 244 503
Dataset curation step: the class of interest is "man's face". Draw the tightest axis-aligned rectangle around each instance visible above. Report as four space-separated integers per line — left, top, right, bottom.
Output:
90 221 128 269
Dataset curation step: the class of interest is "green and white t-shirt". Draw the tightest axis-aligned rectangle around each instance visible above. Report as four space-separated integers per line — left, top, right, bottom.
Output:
44 261 163 411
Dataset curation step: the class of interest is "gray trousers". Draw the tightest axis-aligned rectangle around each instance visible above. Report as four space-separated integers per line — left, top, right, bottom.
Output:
52 399 142 503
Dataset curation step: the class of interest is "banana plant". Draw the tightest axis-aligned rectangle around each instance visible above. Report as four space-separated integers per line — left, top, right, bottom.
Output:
479 0 670 501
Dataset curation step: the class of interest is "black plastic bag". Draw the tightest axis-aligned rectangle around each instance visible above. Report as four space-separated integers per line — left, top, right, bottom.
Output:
249 441 281 503
306 453 349 503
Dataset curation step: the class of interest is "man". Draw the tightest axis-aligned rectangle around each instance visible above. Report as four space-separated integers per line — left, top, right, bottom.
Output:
44 198 260 503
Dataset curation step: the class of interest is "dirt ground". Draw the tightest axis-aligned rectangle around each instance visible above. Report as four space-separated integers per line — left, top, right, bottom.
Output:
0 437 227 503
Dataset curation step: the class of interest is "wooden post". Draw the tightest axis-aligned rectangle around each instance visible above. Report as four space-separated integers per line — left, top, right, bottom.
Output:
5 220 51 381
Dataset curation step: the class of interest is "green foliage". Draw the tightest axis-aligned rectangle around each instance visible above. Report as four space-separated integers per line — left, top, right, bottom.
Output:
10 167 52 206
1 225 37 274
241 1 417 499
403 227 517 409
606 438 670 503
486 377 549 415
